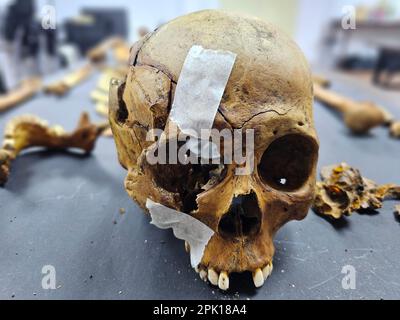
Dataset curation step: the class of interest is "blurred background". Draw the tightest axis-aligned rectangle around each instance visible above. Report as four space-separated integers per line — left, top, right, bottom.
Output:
0 0 399 92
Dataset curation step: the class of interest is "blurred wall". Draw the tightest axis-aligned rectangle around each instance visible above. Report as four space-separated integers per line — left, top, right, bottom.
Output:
220 0 299 36
36 0 219 42
295 0 400 64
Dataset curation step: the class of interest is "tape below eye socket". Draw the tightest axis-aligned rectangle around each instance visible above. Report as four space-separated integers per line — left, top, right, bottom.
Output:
146 199 215 269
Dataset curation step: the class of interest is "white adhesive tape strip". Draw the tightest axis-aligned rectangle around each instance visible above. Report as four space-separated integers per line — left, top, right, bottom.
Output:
146 199 215 268
169 45 237 137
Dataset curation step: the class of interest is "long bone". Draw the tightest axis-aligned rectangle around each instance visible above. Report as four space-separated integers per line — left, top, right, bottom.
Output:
313 83 388 134
0 78 42 112
44 64 93 96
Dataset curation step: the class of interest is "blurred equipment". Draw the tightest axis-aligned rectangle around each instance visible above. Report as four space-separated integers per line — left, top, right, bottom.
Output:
373 47 400 88
58 44 81 68
65 8 128 55
313 83 390 134
0 112 109 186
1 0 59 84
0 77 42 112
2 0 34 43
44 64 93 96
0 70 6 94
320 13 400 87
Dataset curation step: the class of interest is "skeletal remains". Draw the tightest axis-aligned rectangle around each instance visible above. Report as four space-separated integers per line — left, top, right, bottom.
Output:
313 83 390 134
0 113 107 185
313 163 400 219
44 64 93 96
0 77 42 112
390 121 400 138
109 10 319 290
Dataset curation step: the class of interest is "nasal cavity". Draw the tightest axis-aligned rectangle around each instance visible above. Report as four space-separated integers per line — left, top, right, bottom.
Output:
218 192 262 239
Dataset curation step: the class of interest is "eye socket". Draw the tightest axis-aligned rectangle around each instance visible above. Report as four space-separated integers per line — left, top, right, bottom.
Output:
148 158 227 213
257 134 317 192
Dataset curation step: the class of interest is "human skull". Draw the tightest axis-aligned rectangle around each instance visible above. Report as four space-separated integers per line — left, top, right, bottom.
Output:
109 10 319 289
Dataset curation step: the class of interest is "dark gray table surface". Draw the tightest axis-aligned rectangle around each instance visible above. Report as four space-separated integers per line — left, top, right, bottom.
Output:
0 69 399 300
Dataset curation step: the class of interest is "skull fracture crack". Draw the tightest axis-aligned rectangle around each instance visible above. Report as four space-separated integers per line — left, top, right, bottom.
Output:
109 10 319 289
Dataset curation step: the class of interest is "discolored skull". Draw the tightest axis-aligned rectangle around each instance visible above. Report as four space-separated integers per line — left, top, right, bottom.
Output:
109 10 319 289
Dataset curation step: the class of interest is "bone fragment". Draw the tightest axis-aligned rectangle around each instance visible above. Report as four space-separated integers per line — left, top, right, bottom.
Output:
87 37 130 64
313 163 400 219
44 64 93 96
312 74 331 88
390 121 400 138
0 113 108 185
0 78 42 112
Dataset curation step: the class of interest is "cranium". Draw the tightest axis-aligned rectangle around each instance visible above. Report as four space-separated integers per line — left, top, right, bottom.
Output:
109 10 319 289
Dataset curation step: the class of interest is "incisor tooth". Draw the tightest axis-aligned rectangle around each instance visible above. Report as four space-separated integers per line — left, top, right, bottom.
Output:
208 268 219 286
253 268 264 288
184 241 190 252
199 270 208 281
262 263 273 280
218 271 229 291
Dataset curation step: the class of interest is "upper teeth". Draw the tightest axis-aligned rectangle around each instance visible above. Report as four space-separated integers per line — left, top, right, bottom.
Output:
207 268 219 286
253 268 264 288
262 262 273 280
218 271 229 291
196 262 273 289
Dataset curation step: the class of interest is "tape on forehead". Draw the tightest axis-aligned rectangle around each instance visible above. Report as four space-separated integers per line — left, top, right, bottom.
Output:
168 45 237 137
146 199 214 268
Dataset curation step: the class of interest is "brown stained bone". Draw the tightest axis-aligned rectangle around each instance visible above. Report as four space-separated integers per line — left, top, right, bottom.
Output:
0 112 108 185
313 83 387 134
0 78 42 112
313 163 400 219
87 37 130 64
390 121 400 138
312 74 331 88
110 10 319 290
44 64 93 96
